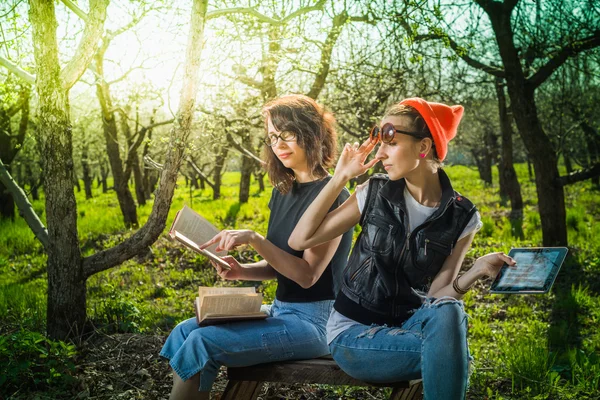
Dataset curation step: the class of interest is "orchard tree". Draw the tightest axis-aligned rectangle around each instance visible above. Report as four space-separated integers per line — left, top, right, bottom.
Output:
413 0 600 245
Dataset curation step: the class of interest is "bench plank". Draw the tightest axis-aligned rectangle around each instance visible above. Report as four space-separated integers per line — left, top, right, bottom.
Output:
225 357 423 400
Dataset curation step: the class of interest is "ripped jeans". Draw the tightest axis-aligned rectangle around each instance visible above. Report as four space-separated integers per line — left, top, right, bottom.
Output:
160 299 333 392
329 297 470 400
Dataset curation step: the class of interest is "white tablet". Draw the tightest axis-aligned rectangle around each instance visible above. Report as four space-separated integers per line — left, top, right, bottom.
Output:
490 247 568 294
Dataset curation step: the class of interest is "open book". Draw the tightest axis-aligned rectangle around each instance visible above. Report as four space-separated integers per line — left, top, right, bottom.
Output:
169 205 231 270
194 286 268 326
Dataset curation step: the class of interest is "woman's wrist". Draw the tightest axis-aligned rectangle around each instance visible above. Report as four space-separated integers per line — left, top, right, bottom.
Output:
472 259 491 280
331 172 351 187
248 231 265 248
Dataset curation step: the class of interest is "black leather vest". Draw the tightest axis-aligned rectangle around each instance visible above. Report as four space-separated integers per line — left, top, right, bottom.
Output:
334 170 476 327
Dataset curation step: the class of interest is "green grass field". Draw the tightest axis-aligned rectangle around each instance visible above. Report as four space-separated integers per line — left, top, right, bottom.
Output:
1 165 599 399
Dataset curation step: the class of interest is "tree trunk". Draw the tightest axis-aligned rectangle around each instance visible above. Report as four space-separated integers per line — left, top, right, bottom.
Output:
488 4 566 246
73 173 81 192
0 181 15 220
563 153 573 175
213 146 228 200
507 91 565 245
255 171 266 192
27 164 41 201
99 161 109 193
580 120 600 188
495 79 523 238
0 126 15 219
132 152 146 206
120 110 147 207
239 134 253 203
81 144 94 199
94 53 138 227
29 0 101 340
471 148 492 185
0 87 30 219
527 154 534 181
141 121 154 200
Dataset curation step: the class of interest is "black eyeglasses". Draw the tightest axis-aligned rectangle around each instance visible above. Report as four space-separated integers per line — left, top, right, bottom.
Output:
369 123 427 144
263 131 297 147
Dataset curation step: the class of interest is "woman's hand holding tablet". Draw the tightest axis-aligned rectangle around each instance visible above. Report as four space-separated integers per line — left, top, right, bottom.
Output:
490 247 568 294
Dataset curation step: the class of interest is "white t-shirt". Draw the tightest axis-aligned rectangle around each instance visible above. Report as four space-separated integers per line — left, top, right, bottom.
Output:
326 180 482 344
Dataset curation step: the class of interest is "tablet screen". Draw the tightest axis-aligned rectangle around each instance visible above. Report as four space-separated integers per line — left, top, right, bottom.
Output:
490 247 568 294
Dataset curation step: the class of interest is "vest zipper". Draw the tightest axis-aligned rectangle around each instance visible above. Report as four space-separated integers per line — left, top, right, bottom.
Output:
393 199 454 318
411 200 454 256
393 231 410 318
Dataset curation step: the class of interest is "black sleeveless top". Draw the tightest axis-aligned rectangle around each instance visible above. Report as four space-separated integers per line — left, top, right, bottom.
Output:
266 177 353 302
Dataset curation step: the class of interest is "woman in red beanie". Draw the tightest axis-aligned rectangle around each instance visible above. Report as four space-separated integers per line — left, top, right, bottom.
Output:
289 98 515 399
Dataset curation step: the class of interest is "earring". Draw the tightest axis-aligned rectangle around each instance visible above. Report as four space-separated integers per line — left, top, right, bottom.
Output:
419 153 426 158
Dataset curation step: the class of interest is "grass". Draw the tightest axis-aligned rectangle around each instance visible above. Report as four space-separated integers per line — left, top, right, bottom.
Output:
1 164 599 399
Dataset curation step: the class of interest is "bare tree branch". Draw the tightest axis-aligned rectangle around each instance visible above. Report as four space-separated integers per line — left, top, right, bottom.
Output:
307 11 348 99
226 132 265 165
415 33 505 78
82 0 209 278
558 163 600 187
207 7 279 23
280 0 326 24
338 121 363 139
187 158 215 189
206 0 326 25
234 73 263 89
60 0 108 90
529 31 600 89
0 55 35 84
107 65 149 86
0 157 49 249
60 0 88 21
128 118 174 155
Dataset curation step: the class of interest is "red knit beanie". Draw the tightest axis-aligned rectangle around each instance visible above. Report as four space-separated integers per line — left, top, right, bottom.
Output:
399 98 464 161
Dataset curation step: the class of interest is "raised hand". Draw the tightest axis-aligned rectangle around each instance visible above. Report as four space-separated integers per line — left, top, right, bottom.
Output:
334 137 380 181
200 229 263 252
474 252 517 279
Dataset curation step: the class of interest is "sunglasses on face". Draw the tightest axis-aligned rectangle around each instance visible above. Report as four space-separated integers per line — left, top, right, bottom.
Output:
263 130 297 147
369 123 427 144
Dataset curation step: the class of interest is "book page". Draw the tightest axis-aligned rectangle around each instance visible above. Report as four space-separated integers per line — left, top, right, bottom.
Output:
199 294 263 321
198 286 256 298
170 206 226 256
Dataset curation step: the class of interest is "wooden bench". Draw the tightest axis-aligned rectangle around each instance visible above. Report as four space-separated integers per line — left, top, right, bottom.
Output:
222 356 423 400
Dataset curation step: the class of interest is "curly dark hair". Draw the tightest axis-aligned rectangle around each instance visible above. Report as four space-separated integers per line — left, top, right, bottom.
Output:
262 94 337 194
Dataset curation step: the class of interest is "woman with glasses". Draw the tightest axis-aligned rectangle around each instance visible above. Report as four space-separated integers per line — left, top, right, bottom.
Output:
160 94 353 400
288 98 515 399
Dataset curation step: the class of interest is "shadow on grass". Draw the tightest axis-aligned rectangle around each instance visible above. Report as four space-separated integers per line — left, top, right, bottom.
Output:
547 249 600 376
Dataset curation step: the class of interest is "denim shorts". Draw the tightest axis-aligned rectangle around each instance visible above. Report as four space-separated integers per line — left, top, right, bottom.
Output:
160 298 333 391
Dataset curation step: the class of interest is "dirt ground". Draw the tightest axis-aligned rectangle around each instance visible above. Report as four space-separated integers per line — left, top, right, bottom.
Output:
69 333 387 400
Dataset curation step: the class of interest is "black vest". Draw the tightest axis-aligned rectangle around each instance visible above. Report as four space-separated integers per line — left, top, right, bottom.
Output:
334 170 476 327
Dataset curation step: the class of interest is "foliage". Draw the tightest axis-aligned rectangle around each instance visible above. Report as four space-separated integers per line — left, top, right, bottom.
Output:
0 329 77 395
1 165 599 399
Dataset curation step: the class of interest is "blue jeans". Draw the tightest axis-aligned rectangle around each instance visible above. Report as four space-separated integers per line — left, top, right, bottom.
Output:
329 297 469 400
160 298 333 391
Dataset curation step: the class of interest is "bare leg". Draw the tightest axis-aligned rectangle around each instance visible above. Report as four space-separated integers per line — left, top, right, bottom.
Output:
169 370 209 400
